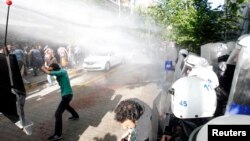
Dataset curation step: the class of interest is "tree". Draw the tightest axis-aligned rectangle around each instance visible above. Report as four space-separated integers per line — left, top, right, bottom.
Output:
136 0 247 54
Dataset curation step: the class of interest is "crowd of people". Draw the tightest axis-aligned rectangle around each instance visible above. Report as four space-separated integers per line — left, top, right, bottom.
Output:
3 41 85 85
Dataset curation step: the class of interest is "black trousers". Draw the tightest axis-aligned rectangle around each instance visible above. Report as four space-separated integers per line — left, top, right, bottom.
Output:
54 94 79 136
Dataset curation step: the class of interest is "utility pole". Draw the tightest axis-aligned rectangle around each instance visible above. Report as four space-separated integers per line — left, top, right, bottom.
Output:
4 0 12 55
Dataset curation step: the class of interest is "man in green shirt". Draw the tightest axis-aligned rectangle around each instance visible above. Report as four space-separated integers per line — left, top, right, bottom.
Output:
41 63 79 141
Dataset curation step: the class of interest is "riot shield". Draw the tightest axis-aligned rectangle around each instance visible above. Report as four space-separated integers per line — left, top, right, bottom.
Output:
226 39 250 115
200 42 232 64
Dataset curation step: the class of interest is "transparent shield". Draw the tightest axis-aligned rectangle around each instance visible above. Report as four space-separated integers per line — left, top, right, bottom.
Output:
226 46 250 115
200 42 232 70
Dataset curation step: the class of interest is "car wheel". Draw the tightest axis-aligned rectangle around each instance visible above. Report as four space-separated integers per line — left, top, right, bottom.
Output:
105 62 110 71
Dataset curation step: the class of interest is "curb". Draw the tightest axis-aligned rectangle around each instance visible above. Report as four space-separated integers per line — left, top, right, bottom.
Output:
25 68 83 92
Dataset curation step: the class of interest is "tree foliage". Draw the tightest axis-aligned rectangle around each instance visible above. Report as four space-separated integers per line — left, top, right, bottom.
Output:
136 0 247 54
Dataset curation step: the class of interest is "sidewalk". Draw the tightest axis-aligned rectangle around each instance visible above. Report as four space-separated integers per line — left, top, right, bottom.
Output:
23 67 83 93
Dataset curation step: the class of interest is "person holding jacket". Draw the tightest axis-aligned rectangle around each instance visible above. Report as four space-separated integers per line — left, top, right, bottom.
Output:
41 63 79 141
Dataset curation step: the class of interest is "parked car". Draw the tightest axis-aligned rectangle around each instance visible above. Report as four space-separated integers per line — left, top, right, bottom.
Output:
83 50 122 71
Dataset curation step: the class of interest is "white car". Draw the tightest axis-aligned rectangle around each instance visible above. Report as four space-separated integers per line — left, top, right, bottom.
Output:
83 51 122 71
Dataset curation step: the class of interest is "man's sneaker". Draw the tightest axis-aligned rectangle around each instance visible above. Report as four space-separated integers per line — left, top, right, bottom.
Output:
47 135 62 140
68 116 79 120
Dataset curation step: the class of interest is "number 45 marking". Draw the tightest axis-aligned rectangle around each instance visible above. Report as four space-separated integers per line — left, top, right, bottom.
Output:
179 100 187 107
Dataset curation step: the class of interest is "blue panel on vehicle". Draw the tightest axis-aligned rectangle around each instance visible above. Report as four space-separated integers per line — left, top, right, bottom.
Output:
227 102 250 115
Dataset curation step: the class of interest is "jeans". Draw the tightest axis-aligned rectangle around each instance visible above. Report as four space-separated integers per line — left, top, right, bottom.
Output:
54 94 79 136
47 75 55 85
